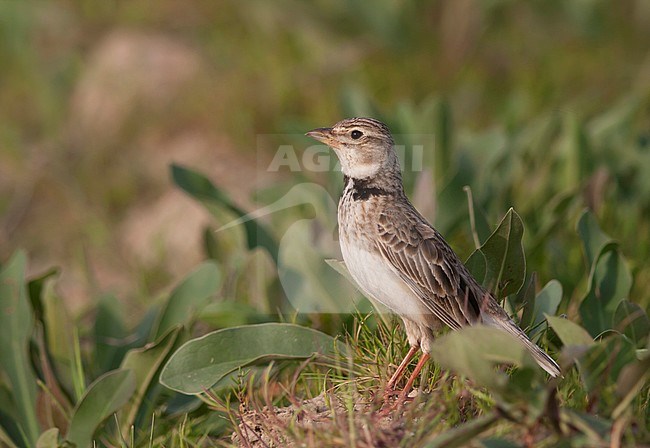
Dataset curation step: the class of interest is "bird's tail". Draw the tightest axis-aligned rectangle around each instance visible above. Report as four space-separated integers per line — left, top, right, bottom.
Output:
483 314 561 377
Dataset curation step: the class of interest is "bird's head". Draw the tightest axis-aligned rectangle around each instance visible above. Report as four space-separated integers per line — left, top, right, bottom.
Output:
306 117 398 179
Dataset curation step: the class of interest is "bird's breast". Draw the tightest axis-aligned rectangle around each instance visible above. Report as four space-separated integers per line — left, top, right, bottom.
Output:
338 195 428 320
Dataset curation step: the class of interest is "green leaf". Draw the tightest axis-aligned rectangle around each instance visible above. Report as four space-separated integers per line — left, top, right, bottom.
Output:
94 294 128 372
429 326 538 390
198 301 269 328
0 251 39 444
153 261 221 339
35 428 59 448
560 409 611 442
27 267 59 323
579 335 637 393
325 259 387 324
466 208 526 297
118 326 181 436
233 247 278 313
465 250 487 285
279 220 357 313
424 413 499 448
613 300 650 346
66 369 136 447
579 250 632 337
518 273 538 328
612 356 650 419
576 209 616 280
160 323 343 394
526 280 563 342
42 282 75 378
324 259 356 288
546 315 595 347
171 164 279 261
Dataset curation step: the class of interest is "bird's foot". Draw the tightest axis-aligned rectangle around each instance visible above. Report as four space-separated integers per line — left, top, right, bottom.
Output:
378 388 417 416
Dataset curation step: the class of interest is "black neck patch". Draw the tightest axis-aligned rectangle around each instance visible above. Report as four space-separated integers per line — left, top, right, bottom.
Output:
344 175 392 201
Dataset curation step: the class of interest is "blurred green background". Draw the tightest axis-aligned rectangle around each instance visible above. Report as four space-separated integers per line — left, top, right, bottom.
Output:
1 0 650 317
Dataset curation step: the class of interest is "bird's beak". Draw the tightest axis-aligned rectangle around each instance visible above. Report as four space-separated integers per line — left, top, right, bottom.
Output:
305 127 334 146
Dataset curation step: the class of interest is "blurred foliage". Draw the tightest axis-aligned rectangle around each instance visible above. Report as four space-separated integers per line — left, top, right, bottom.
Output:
1 0 650 308
1 0 650 446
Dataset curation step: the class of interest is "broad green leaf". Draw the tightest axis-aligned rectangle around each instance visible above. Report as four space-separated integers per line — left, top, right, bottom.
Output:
118 326 181 436
94 294 128 372
579 250 632 337
613 300 650 347
518 273 538 328
40 281 81 400
466 208 526 297
560 409 611 442
429 326 537 390
35 428 59 448
172 164 279 261
66 369 136 447
546 315 594 346
153 261 221 339
42 282 75 375
424 413 499 448
579 335 637 393
0 251 39 444
576 209 616 279
481 208 526 297
203 217 247 268
465 250 487 285
279 220 357 313
324 259 356 287
612 357 650 419
198 301 269 328
160 323 342 394
325 259 388 325
526 280 562 342
502 367 549 418
34 323 73 432
27 267 59 323
233 247 279 313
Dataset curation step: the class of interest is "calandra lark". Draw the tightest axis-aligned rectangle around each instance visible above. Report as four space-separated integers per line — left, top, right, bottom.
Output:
306 117 560 397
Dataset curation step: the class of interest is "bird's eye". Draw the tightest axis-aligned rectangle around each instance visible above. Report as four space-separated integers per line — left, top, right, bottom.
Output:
351 130 363 140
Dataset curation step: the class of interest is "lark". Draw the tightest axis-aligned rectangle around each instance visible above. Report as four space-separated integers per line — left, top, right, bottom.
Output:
306 117 560 398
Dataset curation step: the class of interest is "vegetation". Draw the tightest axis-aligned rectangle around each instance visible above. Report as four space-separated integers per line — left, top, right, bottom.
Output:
1 1 649 447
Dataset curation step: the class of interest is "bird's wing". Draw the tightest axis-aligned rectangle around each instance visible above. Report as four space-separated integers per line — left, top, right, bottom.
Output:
375 207 481 330
374 203 561 377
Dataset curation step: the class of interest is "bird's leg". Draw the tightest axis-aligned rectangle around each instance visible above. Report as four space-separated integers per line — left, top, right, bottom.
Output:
385 345 419 393
396 352 430 403
378 352 431 415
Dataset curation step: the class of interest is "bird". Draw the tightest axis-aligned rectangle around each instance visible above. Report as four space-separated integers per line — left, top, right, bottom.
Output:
305 117 560 399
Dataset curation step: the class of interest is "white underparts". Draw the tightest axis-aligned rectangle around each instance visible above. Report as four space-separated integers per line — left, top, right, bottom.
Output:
340 239 428 320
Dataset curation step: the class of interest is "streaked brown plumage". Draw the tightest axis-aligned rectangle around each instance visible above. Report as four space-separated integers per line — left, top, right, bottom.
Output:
306 117 560 396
